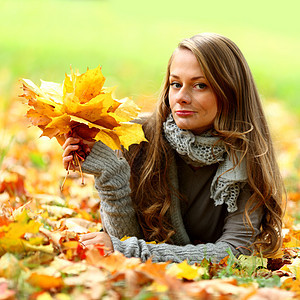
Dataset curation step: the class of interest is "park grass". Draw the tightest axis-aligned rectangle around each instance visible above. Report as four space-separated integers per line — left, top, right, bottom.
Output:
0 0 300 115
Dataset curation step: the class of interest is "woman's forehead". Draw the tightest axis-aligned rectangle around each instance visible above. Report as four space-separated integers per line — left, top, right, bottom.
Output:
169 48 204 78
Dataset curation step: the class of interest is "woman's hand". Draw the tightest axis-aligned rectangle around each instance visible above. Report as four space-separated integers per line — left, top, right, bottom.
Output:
62 135 95 170
79 232 114 255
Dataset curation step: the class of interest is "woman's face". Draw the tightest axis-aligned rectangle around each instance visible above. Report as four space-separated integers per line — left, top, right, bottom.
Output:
168 48 218 135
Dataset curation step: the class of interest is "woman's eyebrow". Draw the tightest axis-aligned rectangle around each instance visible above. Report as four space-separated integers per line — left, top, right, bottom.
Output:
169 74 205 80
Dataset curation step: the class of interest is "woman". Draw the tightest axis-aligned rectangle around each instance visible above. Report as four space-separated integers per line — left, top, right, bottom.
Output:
62 33 285 264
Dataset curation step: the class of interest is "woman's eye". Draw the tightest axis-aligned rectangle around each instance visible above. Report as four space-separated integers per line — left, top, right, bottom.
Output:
170 82 181 89
195 83 207 89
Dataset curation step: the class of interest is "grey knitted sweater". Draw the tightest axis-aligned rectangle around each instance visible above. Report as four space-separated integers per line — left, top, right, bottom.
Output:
81 141 263 264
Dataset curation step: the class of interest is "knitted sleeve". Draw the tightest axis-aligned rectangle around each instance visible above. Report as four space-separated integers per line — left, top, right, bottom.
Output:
81 141 143 239
110 188 263 264
111 237 232 264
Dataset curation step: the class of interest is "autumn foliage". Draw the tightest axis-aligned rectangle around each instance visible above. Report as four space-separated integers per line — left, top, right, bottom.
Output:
20 66 146 151
0 69 299 299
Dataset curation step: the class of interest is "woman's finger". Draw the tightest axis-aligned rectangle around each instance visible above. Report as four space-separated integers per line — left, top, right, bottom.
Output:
79 232 113 254
62 137 80 150
63 155 73 169
62 144 79 158
79 232 99 241
81 239 104 246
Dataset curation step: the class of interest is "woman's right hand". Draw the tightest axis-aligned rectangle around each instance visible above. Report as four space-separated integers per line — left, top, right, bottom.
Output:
62 135 95 170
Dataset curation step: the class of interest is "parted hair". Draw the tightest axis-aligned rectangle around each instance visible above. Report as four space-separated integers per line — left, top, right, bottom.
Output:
125 33 285 257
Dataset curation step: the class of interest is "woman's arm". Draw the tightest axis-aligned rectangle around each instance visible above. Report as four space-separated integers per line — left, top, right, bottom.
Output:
110 188 263 264
81 141 143 239
111 236 232 263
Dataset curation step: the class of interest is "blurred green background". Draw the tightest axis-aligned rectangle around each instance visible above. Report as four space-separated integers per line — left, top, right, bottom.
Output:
1 0 300 114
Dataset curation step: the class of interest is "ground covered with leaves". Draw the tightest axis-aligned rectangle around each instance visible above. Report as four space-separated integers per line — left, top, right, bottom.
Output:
0 92 300 299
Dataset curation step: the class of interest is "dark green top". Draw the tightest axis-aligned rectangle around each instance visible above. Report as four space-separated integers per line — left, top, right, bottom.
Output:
177 155 227 244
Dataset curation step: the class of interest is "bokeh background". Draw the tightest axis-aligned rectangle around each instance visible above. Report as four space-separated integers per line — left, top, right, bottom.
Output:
0 0 299 216
1 0 300 109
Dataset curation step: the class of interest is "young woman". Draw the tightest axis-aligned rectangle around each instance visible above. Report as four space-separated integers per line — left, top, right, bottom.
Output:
62 33 285 264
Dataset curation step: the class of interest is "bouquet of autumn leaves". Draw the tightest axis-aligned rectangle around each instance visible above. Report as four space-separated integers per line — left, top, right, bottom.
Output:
20 66 147 183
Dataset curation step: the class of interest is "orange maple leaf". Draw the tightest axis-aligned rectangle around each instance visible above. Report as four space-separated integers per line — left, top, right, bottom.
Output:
27 273 64 290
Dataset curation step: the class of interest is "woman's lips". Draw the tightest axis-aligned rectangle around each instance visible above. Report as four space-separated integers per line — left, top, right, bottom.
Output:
175 110 196 117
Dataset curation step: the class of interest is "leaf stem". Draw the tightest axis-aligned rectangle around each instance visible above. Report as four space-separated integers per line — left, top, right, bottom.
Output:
75 153 84 185
61 161 70 191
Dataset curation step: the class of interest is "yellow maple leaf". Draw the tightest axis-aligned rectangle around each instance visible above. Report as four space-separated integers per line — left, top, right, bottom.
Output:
63 92 115 123
110 97 141 122
167 260 199 280
94 130 121 150
45 114 72 135
0 210 41 238
115 122 147 150
63 66 105 103
0 210 44 255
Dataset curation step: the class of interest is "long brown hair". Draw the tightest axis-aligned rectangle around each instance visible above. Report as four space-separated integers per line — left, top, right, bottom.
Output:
125 33 285 256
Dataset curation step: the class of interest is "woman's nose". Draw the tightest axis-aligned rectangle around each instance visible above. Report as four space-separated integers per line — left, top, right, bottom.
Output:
176 87 192 104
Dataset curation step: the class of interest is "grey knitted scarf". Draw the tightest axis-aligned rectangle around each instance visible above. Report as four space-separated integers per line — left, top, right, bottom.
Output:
163 114 247 212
